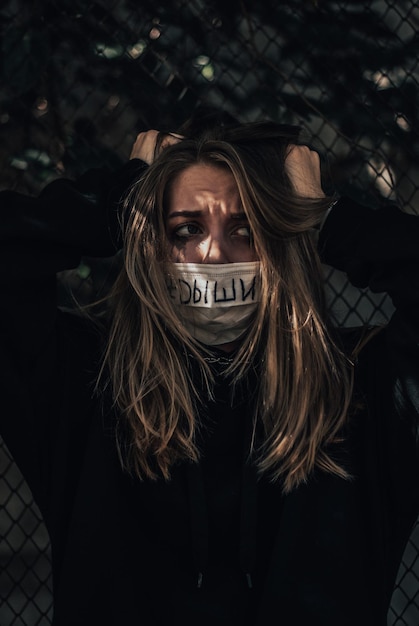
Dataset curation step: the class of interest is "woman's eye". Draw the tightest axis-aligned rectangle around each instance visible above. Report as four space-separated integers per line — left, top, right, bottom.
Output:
234 225 252 238
173 223 201 239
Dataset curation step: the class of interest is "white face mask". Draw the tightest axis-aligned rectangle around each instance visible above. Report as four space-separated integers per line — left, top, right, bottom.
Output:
167 262 260 346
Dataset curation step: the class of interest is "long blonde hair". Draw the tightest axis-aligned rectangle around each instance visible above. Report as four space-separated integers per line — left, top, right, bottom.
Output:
102 121 354 493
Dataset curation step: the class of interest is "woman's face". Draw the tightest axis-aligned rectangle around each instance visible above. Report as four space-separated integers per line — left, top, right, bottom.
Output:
165 164 258 263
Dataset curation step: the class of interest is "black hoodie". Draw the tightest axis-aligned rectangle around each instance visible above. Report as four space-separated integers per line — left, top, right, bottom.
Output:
1 163 419 625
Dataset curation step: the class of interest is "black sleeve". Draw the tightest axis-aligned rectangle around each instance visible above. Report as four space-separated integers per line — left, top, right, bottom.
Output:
0 158 147 352
0 159 146 500
319 195 419 457
319 197 419 571
318 196 419 315
0 159 146 282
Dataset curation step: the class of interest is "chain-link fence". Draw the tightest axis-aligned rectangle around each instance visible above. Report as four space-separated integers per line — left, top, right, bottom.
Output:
1 0 419 624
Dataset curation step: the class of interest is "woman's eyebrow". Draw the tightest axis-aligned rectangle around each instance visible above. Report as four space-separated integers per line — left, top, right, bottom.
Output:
167 210 203 219
166 210 248 220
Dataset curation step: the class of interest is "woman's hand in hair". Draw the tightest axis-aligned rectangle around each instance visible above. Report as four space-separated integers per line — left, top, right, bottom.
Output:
130 130 182 164
285 145 325 199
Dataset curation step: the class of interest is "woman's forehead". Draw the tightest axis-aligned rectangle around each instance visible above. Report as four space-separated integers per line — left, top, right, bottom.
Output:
168 163 239 208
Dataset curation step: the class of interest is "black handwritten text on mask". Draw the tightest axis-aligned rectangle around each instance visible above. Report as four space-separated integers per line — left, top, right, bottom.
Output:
167 276 257 307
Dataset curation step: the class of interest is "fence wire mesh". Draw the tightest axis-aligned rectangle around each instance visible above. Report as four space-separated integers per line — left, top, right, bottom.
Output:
0 0 418 624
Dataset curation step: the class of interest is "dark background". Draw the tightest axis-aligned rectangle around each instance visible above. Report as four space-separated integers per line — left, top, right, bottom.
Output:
1 1 418 624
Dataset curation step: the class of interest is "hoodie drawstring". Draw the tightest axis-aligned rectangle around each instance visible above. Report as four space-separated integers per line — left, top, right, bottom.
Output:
186 462 209 588
239 417 259 590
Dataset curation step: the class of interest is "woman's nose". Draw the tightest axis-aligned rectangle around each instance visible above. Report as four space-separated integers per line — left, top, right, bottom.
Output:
200 235 229 264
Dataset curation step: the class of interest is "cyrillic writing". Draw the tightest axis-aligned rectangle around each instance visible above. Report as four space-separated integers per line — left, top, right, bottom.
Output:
167 276 258 307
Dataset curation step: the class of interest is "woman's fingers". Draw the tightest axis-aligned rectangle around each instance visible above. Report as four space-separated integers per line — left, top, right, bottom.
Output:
130 130 183 163
285 145 325 199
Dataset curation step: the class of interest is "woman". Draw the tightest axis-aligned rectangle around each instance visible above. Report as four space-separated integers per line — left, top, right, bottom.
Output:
1 118 419 626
